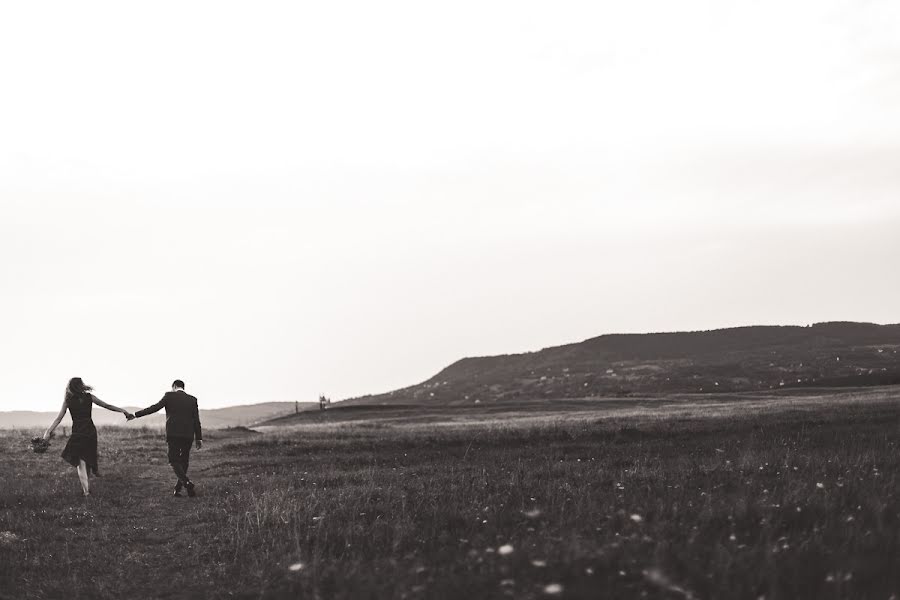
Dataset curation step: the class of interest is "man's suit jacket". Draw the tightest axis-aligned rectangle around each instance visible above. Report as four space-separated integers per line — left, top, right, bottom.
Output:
136 390 202 441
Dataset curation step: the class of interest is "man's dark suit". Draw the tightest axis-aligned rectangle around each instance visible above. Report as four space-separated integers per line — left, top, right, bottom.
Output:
136 390 202 489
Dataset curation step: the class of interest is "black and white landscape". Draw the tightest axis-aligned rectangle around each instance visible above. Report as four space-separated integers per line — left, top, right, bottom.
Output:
1 1 898 598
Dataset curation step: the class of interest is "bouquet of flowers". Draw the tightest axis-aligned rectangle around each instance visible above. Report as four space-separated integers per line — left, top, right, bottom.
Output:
30 435 52 454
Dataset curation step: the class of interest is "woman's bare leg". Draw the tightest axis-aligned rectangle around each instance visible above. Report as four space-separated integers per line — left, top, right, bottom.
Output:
77 460 90 496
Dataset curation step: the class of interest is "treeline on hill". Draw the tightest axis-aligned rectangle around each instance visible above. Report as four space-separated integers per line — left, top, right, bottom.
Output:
347 322 900 405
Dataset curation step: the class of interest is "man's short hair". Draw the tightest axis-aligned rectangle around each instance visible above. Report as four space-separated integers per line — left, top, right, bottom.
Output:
172 379 185 389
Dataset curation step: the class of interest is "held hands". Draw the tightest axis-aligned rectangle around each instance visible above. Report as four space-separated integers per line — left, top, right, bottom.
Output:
125 412 136 421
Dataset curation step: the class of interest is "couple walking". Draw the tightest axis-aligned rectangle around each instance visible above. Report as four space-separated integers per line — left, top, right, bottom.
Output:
41 377 203 497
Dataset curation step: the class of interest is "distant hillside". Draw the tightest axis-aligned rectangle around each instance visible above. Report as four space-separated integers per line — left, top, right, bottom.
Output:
0 401 313 430
345 322 900 406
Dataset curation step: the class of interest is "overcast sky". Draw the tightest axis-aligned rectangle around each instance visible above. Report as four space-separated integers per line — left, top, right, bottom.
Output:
2 0 899 411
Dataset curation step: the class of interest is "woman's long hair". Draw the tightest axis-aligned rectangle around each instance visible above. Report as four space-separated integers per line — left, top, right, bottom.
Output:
65 377 93 405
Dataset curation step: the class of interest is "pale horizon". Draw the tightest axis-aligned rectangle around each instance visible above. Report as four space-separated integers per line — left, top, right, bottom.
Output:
3 0 900 411
4 316 900 413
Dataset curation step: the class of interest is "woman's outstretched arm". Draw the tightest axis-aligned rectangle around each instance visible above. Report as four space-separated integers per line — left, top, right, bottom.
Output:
91 395 134 419
43 399 67 440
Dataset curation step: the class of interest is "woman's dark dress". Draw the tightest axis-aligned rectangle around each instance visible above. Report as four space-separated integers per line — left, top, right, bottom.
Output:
60 394 99 475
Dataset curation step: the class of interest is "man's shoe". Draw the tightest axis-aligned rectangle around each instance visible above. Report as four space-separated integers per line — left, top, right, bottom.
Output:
185 481 196 498
173 489 184 497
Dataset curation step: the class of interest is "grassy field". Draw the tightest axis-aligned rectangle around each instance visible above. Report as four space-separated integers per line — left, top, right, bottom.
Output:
0 389 897 599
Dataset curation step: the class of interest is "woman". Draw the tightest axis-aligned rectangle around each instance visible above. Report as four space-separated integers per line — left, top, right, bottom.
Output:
42 378 134 496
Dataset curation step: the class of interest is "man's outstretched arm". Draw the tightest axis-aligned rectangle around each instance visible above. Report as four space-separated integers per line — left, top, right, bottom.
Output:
135 396 167 418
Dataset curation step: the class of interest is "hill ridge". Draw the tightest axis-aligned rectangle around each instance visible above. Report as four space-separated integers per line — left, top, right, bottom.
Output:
345 321 900 406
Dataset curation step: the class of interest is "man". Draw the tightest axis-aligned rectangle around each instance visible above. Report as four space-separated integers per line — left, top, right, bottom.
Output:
132 380 203 497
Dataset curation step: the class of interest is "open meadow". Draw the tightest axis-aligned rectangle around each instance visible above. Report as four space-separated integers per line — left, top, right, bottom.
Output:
0 388 898 599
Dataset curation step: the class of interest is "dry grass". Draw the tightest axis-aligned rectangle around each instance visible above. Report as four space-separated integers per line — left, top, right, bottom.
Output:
0 391 898 599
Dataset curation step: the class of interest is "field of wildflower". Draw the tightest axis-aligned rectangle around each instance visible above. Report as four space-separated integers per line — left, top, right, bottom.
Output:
0 389 897 599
